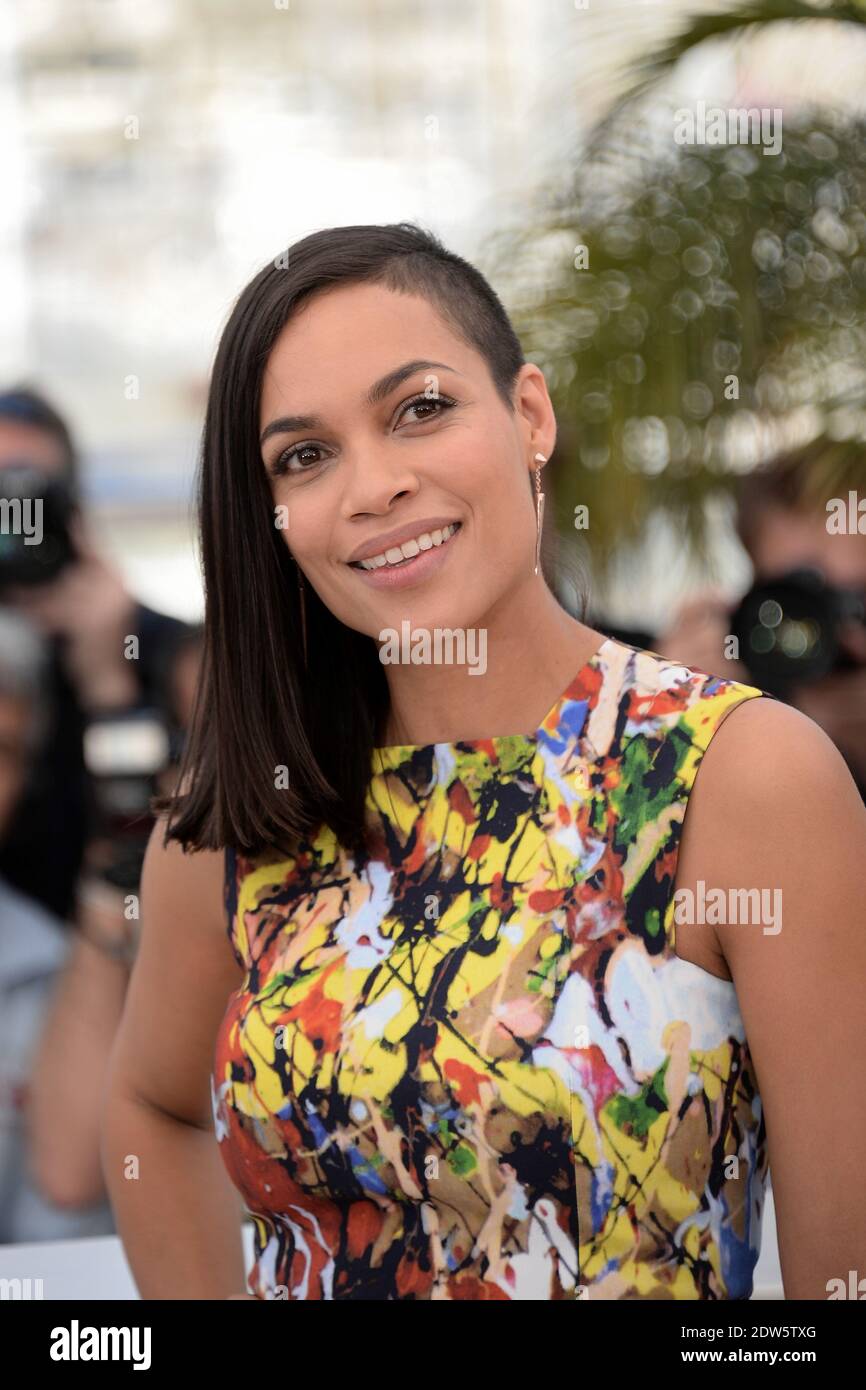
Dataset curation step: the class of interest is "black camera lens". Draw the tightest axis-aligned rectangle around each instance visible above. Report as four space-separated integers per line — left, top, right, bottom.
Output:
730 567 854 693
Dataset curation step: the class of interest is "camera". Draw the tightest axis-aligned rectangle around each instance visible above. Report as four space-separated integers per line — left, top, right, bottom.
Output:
83 708 173 892
730 567 866 695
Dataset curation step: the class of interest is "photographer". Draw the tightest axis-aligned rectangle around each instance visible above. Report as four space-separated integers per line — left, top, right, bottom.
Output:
0 386 195 919
0 385 199 1216
0 609 115 1239
655 437 866 800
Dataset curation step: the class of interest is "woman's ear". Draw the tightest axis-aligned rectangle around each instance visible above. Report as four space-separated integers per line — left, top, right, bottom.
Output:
513 361 556 462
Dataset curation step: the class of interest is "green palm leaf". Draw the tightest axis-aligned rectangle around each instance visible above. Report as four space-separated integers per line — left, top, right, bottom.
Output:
486 2 866 579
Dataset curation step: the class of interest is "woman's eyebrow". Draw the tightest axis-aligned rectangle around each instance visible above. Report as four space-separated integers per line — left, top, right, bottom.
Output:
259 359 461 447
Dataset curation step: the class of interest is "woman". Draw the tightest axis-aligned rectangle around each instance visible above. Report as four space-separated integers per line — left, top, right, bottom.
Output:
102 223 866 1300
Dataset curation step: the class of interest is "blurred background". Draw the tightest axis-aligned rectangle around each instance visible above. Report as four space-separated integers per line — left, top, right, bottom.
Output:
2 0 866 1295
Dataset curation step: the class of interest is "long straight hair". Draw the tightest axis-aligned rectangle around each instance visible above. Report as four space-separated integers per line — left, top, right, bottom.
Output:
156 223 528 862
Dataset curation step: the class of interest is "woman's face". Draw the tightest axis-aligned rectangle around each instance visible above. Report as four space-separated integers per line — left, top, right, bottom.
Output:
258 281 555 640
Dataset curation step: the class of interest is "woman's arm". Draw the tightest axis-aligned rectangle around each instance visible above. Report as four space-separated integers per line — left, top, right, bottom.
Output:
675 696 866 1299
100 822 250 1298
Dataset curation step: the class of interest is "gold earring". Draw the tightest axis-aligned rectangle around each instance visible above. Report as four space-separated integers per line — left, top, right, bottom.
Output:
533 452 546 576
296 563 308 671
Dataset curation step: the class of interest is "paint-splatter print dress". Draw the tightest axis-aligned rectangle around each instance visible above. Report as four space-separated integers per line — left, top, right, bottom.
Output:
212 636 771 1300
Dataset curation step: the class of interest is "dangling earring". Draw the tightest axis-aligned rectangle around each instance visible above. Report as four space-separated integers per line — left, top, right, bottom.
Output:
296 562 308 671
533 452 546 576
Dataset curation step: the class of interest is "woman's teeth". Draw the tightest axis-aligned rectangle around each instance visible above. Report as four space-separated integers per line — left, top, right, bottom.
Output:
354 522 461 570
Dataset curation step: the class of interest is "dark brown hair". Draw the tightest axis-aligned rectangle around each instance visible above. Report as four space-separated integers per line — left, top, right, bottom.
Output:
156 222 527 862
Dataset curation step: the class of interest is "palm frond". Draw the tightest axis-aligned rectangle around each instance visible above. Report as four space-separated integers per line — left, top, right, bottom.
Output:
587 0 866 161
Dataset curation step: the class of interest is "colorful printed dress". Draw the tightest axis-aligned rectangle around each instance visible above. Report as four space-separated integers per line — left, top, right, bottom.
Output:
211 636 771 1300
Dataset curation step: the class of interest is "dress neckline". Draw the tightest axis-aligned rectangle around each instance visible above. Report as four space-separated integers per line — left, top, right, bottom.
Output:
371 634 616 764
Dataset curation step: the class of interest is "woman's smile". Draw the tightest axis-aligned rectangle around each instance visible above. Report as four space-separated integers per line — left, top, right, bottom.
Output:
345 519 463 589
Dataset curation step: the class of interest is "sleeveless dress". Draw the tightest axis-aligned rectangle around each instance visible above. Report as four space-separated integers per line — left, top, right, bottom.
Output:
211 636 771 1300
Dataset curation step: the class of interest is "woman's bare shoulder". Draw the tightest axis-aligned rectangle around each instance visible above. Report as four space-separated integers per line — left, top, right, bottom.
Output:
141 819 229 943
694 691 859 810
677 690 866 947
683 689 861 828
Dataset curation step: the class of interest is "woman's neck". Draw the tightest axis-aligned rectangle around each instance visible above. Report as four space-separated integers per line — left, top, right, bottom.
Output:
375 589 605 748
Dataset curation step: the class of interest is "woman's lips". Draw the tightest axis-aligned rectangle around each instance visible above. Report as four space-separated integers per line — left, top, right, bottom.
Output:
347 522 462 589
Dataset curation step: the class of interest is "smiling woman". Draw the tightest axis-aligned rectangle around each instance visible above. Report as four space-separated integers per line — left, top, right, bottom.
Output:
101 223 866 1303
158 223 552 857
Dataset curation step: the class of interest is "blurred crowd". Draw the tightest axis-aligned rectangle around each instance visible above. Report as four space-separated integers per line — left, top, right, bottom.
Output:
0 386 863 1248
0 387 202 1243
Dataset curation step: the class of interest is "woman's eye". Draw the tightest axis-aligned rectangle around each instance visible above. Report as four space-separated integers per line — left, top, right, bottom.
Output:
398 393 456 424
270 394 455 475
272 443 325 476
